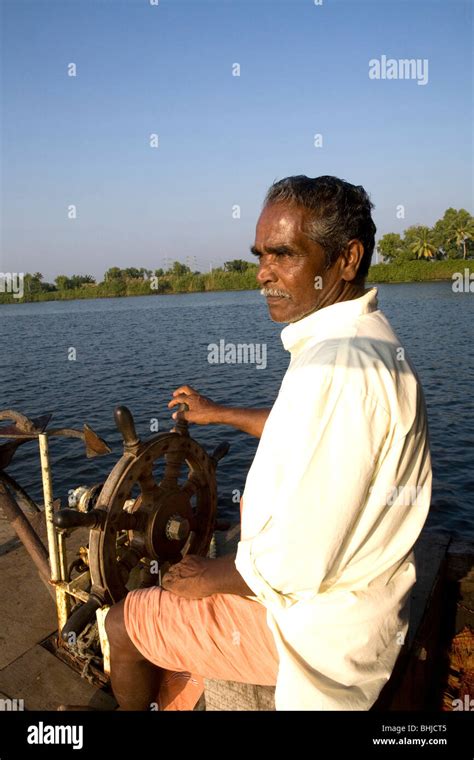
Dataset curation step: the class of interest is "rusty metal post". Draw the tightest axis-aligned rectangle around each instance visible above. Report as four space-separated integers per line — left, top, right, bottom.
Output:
0 482 53 596
0 471 40 515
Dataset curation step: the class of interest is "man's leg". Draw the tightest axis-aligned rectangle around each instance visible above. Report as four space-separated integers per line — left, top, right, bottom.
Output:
108 585 278 711
105 599 163 710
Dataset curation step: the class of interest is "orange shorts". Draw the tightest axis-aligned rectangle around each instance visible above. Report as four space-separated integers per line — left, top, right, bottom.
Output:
124 586 279 710
123 499 279 710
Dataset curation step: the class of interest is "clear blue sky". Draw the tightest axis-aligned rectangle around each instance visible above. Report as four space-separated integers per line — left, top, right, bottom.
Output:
1 0 472 281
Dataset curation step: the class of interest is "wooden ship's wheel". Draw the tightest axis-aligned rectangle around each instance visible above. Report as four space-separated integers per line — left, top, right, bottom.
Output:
54 404 229 641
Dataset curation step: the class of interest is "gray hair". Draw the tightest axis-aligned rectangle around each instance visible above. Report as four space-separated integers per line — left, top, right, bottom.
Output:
264 175 376 278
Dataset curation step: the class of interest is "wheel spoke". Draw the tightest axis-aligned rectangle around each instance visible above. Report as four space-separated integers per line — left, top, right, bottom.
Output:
180 472 205 499
138 463 157 493
180 530 195 558
161 461 179 487
162 443 189 486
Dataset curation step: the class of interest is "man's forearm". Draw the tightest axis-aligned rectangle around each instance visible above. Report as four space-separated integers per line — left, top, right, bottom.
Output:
202 553 255 597
213 407 270 438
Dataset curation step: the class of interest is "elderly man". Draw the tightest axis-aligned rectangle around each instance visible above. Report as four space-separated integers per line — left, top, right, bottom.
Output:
105 175 432 711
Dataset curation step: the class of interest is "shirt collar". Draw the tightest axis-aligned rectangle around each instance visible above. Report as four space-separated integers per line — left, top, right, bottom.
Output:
280 287 379 354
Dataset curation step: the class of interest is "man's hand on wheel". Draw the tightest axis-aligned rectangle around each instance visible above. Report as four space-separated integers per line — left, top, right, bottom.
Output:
168 384 270 438
168 385 221 426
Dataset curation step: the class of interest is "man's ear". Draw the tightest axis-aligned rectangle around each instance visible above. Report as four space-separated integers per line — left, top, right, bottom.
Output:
341 240 365 282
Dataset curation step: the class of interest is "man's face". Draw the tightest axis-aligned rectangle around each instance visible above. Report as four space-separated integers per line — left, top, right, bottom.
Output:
252 202 346 323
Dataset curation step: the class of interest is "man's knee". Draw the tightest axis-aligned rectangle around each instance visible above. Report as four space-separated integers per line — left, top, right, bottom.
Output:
105 599 140 655
105 600 126 647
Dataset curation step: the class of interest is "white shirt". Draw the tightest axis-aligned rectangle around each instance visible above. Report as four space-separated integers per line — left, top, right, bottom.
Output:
235 287 432 710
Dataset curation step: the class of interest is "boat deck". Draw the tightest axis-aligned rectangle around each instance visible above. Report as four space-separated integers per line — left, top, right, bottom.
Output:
0 513 472 711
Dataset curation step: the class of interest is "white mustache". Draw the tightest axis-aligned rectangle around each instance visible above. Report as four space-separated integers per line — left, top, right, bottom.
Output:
260 288 291 299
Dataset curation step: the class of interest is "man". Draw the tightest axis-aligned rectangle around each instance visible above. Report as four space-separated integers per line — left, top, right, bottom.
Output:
105 175 432 711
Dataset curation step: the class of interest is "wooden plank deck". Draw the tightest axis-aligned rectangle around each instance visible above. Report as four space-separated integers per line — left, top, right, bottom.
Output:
0 519 117 711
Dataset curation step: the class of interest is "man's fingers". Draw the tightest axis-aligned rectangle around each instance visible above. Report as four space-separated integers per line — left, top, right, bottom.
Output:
168 392 197 410
171 385 197 398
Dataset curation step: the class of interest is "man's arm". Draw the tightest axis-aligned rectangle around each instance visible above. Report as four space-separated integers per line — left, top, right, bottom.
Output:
168 384 270 438
202 553 254 596
212 407 270 438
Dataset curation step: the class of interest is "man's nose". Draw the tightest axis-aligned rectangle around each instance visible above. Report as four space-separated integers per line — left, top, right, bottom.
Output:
256 258 277 286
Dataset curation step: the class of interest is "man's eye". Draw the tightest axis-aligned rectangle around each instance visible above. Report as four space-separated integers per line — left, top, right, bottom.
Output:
251 250 293 260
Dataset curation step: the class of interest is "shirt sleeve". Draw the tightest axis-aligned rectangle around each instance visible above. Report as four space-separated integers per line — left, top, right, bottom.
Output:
235 379 391 610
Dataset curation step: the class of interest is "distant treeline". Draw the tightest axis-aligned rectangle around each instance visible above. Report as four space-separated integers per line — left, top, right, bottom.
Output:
0 260 260 303
377 208 474 262
1 208 473 304
368 259 474 283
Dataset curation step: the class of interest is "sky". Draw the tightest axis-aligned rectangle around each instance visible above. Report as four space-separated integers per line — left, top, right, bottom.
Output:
1 0 473 281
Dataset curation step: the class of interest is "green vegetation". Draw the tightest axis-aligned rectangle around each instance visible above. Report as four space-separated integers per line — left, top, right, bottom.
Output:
378 208 474 263
370 207 474 282
0 261 260 303
1 209 473 304
367 259 474 283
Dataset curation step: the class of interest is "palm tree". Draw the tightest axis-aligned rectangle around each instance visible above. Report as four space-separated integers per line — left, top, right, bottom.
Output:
449 219 474 259
410 227 437 260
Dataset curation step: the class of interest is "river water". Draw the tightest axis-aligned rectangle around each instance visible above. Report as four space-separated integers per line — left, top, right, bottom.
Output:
0 283 472 539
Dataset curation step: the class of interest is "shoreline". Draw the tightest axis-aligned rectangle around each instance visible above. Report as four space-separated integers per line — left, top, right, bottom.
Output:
1 262 472 306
